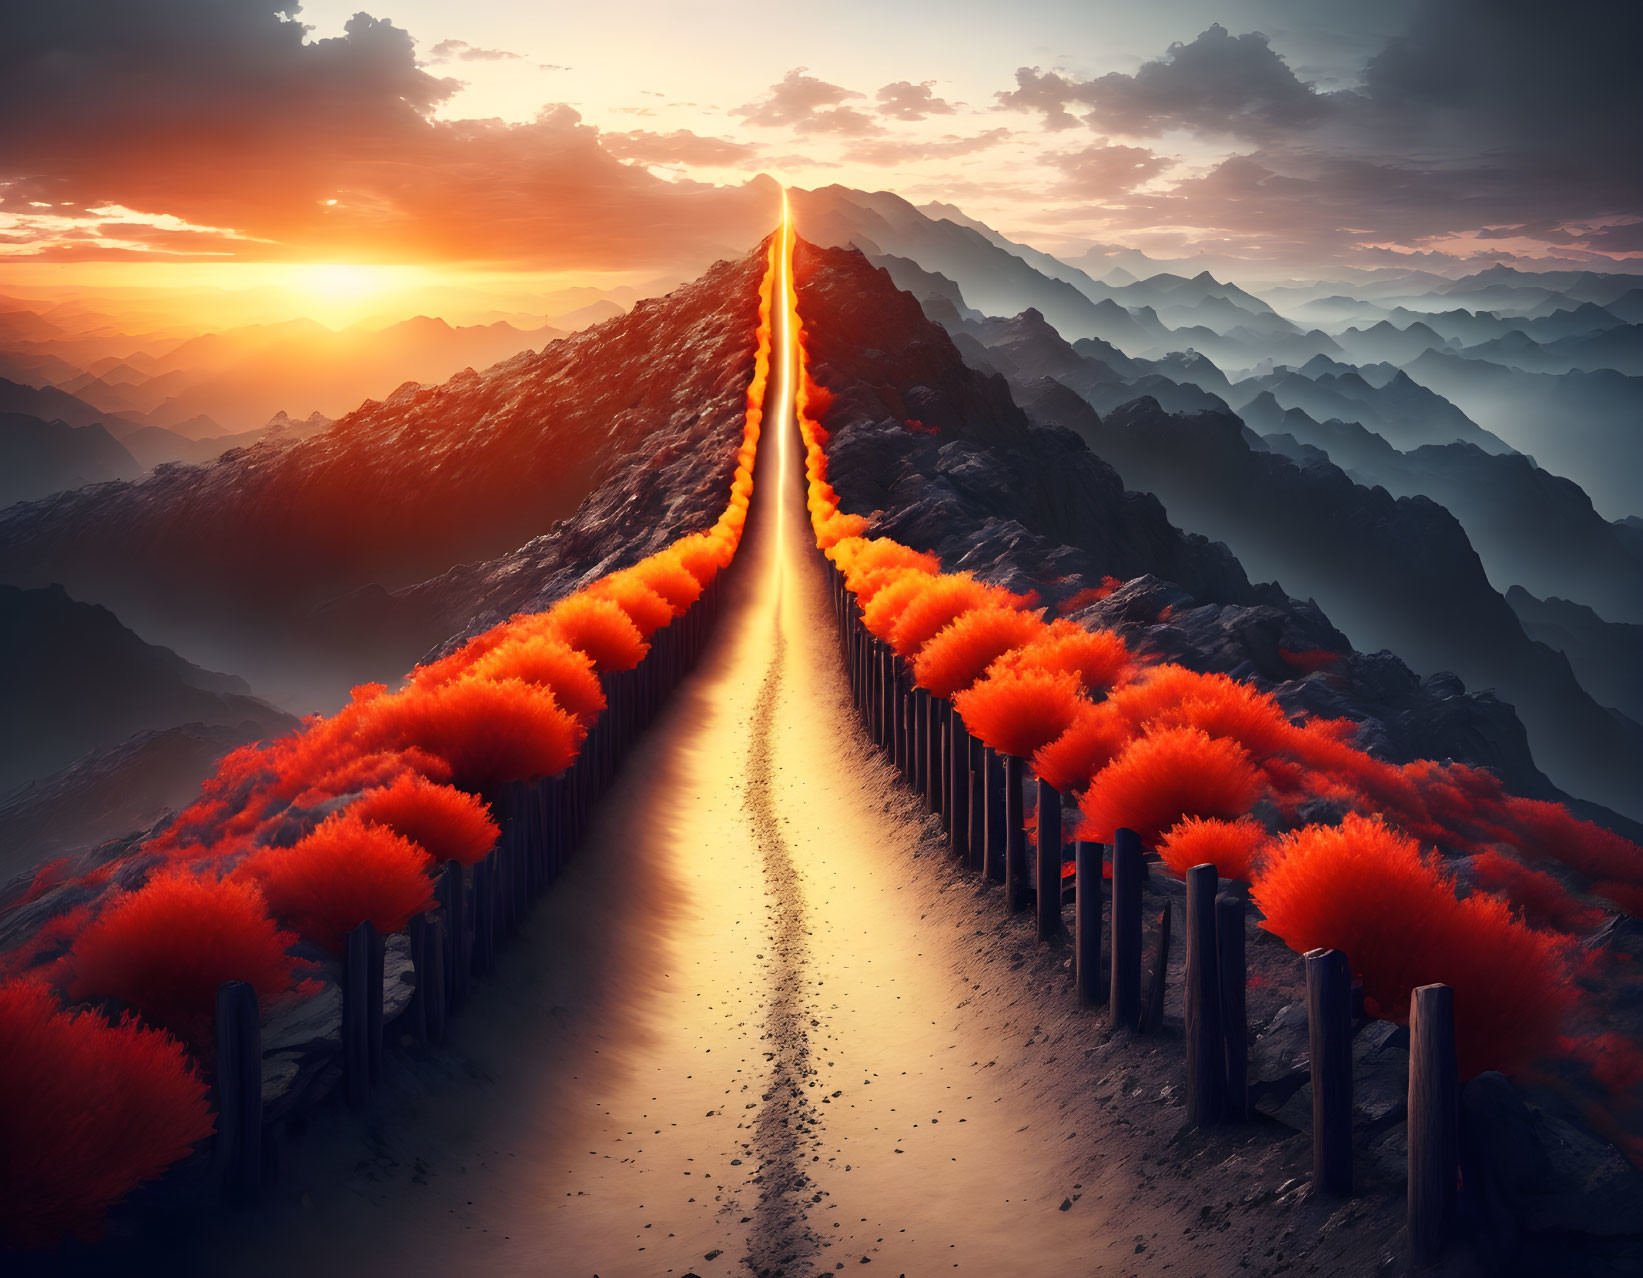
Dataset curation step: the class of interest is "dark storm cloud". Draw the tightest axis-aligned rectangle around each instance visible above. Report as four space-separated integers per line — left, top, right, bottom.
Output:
1005 1 1643 264
0 1 775 267
999 24 1332 140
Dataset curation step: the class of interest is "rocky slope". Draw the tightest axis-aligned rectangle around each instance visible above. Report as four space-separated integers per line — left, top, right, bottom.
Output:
0 250 767 707
0 412 141 507
793 240 1623 823
1509 587 1643 724
0 584 294 821
1405 351 1643 520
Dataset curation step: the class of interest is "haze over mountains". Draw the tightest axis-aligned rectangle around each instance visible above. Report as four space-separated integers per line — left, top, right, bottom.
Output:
3 186 1640 876
790 187 1643 821
0 285 650 508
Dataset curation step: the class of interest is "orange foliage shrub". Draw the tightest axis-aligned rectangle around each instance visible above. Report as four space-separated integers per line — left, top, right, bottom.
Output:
590 573 675 638
889 574 1010 658
1279 647 1339 673
0 980 214 1247
67 872 299 1047
1094 664 1221 737
1503 797 1643 887
1158 816 1274 882
1077 727 1262 845
630 553 704 614
291 747 453 807
1596 881 1643 916
237 813 435 953
545 594 649 671
838 538 941 604
1031 702 1133 794
1056 576 1123 614
912 606 1046 699
1149 673 1305 760
469 635 605 727
992 619 1135 694
349 774 498 867
954 668 1086 760
1252 814 1576 1076
1470 849 1604 933
354 676 582 789
861 570 938 639
673 530 734 584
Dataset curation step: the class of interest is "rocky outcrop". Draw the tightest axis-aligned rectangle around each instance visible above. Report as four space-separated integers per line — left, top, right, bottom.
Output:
0 584 294 797
794 239 1641 834
0 249 767 706
1509 588 1643 722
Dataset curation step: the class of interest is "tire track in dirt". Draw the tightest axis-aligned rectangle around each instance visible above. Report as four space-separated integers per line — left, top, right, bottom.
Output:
738 593 831 1277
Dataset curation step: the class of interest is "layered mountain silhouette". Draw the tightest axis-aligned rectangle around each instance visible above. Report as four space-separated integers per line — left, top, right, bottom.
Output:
0 584 294 802
0 412 141 507
0 250 768 708
1405 351 1643 519
792 239 1625 830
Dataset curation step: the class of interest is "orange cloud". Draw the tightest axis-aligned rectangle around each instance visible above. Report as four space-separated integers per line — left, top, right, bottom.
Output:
0 4 776 270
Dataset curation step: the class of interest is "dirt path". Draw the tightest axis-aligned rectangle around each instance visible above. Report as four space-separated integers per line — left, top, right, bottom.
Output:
108 234 1419 1278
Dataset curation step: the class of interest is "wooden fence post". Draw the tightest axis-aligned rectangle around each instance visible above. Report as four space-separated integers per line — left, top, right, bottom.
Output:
213 980 262 1202
967 735 985 871
473 849 497 975
1185 865 1225 1126
1004 754 1027 912
984 747 1006 882
949 707 968 857
1141 904 1171 1035
1035 779 1063 940
926 691 943 814
1306 947 1354 1195
426 914 448 1044
1109 828 1143 1030
1408 983 1458 1266
342 920 382 1107
1075 840 1103 1005
1217 893 1248 1121
436 859 466 1008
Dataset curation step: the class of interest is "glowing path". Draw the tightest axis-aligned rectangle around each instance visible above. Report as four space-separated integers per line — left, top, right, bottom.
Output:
171 203 1119 1276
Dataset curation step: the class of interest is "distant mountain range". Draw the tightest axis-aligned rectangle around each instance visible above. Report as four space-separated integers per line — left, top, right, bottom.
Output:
0 583 294 800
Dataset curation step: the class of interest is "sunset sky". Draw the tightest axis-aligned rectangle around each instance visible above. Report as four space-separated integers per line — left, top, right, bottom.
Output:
2 0 1639 309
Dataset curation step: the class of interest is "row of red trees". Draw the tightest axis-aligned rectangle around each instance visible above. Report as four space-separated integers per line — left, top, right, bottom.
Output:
0 242 779 1248
788 263 1642 1097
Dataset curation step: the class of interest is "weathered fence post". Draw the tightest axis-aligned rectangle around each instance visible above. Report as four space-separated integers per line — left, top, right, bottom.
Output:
473 849 497 975
214 980 262 1202
1408 982 1458 1266
342 920 382 1107
1217 892 1248 1121
367 920 385 1084
984 747 1006 882
1109 827 1143 1030
1306 947 1353 1195
1074 840 1103 1005
1141 903 1171 1035
425 914 448 1044
1004 754 1027 912
967 735 985 871
926 692 943 813
436 858 466 1007
1035 778 1063 940
1185 865 1226 1126
949 707 968 857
